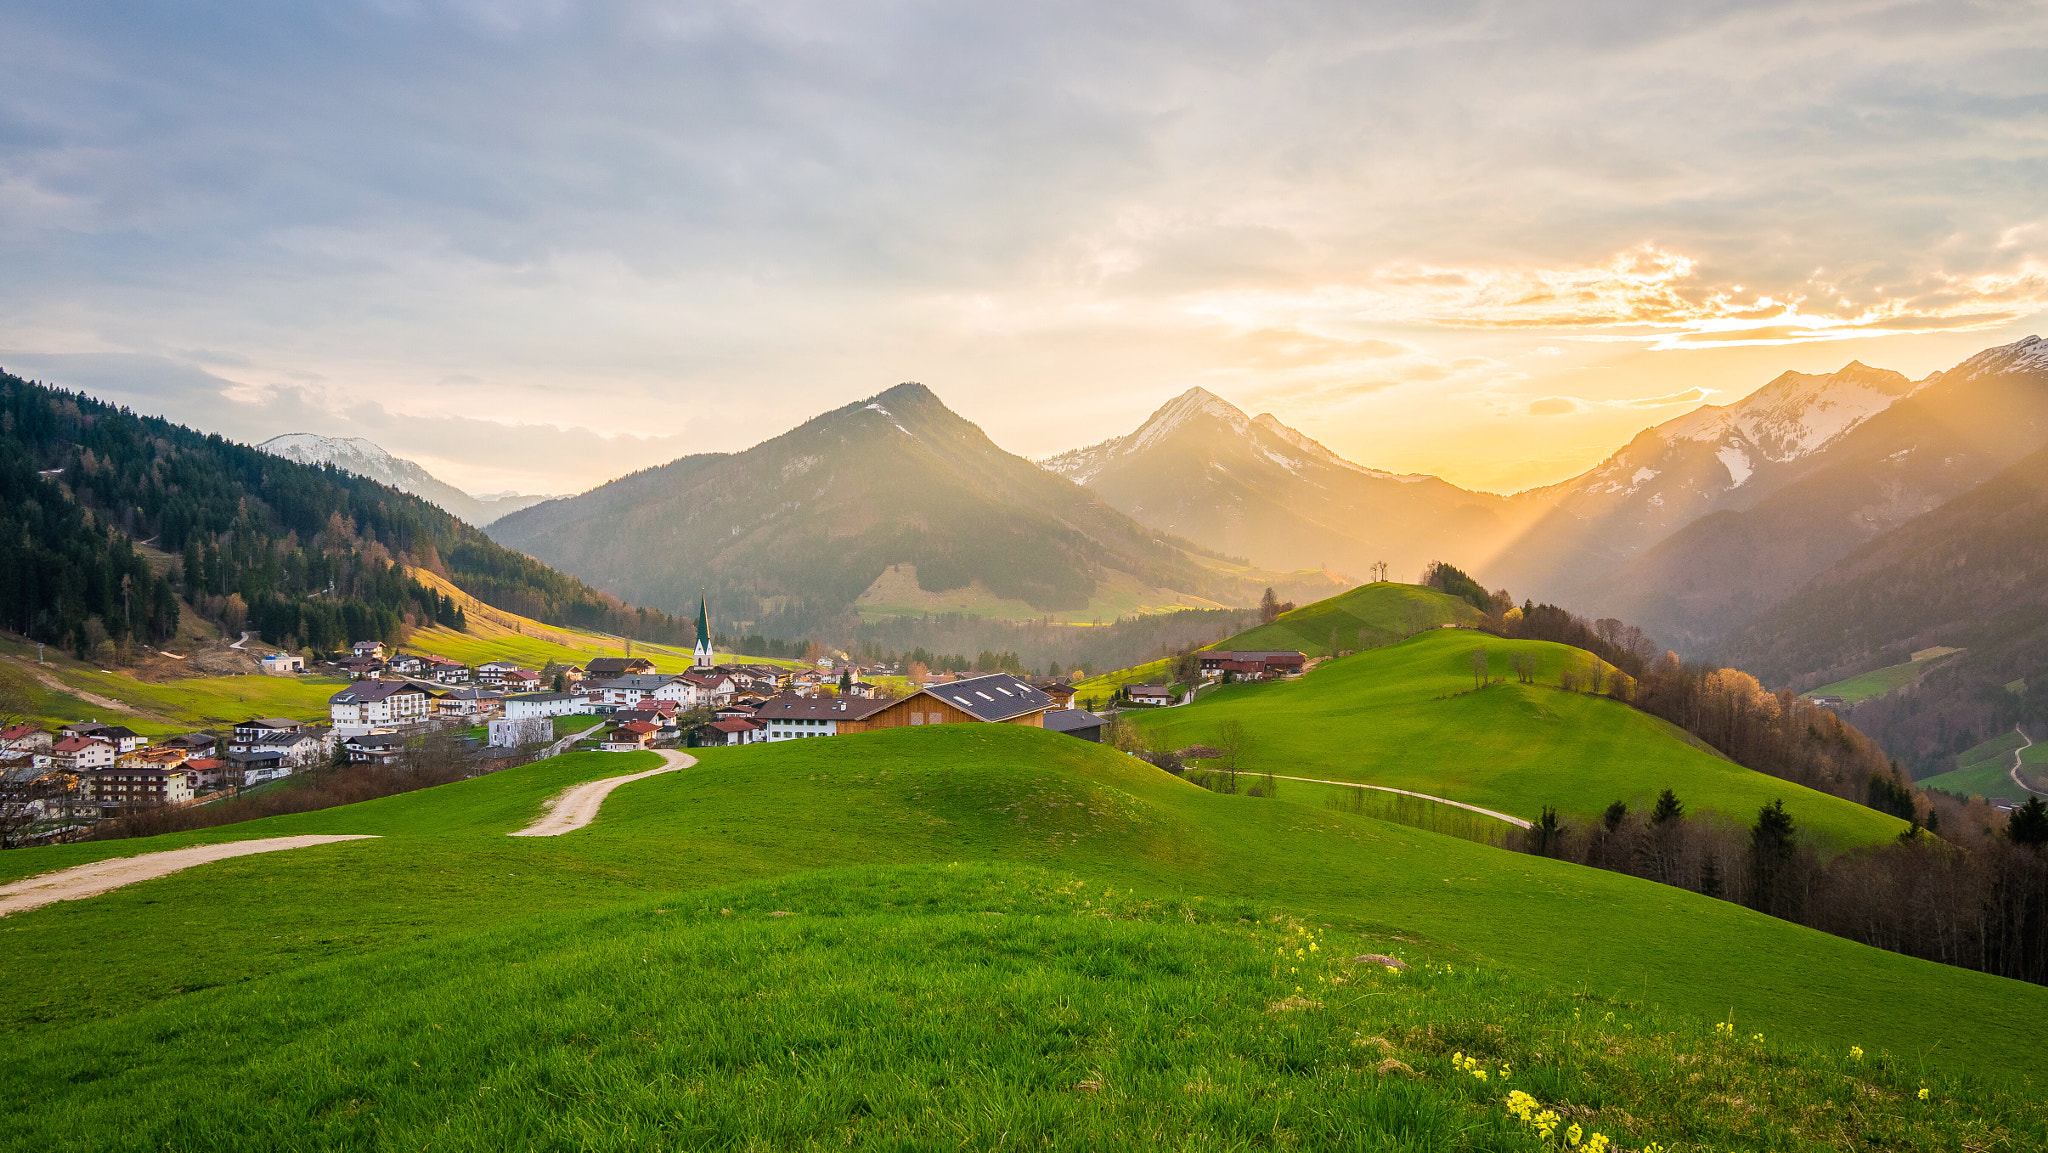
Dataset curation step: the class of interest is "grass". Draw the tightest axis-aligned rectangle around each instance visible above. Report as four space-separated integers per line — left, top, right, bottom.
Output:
1130 629 1904 851
1810 648 1965 705
0 636 343 736
1919 759 2034 804
0 726 2041 1146
1071 655 1177 704
1219 581 1485 658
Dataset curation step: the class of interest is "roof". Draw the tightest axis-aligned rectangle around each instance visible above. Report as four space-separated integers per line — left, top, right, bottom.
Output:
506 692 575 703
1128 683 1172 695
422 654 465 666
706 717 761 733
615 720 659 735
600 675 675 691
51 736 107 753
586 657 654 675
438 685 505 700
753 695 896 722
347 732 408 749
1201 650 1306 662
1042 709 1104 734
182 758 227 770
918 674 1054 722
0 724 40 741
161 732 218 748
1036 681 1076 695
238 717 303 730
329 681 428 704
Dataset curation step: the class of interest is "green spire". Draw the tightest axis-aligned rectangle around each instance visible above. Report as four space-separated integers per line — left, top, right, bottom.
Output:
695 594 710 648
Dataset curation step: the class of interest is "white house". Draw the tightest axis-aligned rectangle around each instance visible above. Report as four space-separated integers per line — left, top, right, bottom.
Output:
476 660 526 687
599 675 692 710
352 640 387 660
488 716 554 747
679 671 737 708
503 692 591 720
49 736 116 772
328 682 432 734
259 652 305 675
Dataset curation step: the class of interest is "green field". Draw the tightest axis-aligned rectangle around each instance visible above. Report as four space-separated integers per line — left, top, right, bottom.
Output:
1809 648 1963 705
1219 580 1486 658
1924 730 2045 802
1129 628 1903 851
0 728 2039 1148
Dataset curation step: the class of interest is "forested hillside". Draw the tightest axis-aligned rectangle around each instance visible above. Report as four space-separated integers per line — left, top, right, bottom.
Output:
0 370 688 660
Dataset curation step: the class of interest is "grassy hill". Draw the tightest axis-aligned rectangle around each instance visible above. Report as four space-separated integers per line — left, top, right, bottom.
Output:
0 727 2039 1148
1808 646 1964 704
1131 628 1904 851
1218 580 1486 658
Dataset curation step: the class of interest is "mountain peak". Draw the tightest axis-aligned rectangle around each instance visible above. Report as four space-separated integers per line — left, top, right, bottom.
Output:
1131 386 1250 449
1947 334 2048 381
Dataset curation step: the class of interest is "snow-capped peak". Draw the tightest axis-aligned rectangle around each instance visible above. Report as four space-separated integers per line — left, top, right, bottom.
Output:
1129 387 1250 452
259 433 414 487
1946 334 2048 381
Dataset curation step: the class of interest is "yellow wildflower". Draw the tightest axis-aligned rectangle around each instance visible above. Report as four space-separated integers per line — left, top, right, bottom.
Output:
1849 1046 1864 1061
1918 1087 1930 1101
1566 1122 1582 1145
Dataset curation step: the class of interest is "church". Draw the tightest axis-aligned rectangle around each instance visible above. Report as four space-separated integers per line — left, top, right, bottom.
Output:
693 596 715 671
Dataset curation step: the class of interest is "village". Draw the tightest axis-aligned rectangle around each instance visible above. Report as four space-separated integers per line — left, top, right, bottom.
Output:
0 603 1307 847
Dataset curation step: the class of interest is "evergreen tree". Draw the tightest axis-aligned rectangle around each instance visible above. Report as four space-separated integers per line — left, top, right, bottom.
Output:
1747 799 1800 915
1602 800 1628 833
2009 796 2048 847
1650 788 1684 825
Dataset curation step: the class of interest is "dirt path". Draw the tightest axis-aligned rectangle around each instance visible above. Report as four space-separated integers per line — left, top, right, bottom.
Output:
1251 772 1533 829
228 630 253 650
2 654 141 716
508 750 694 837
0 835 379 917
2009 727 2047 799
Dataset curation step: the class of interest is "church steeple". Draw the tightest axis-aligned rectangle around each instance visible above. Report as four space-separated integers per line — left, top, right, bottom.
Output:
693 594 714 670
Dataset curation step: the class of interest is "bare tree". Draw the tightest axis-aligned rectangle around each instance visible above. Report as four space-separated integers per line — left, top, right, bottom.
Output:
1470 647 1489 690
1214 718 1252 790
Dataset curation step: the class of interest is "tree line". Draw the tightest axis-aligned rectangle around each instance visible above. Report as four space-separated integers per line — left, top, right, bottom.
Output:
0 371 692 658
1520 790 2048 986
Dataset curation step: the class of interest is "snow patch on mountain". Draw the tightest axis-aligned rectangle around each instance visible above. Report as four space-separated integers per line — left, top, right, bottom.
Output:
1716 446 1754 487
1946 334 2048 380
256 433 556 526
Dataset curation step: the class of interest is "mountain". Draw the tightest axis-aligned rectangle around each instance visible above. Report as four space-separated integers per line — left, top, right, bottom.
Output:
486 383 1301 636
1040 387 1529 582
1710 434 2048 774
0 367 690 655
1583 336 2048 651
1490 360 1923 609
256 434 561 527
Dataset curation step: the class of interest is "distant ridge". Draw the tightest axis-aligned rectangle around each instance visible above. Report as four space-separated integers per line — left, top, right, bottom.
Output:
1042 386 1532 582
257 433 561 526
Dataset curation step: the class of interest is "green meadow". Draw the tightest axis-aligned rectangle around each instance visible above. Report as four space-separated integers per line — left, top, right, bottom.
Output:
0 728 2038 1148
1220 581 1487 658
1130 629 1903 851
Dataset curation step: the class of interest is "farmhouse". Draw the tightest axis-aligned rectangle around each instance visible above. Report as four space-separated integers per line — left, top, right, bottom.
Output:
856 673 1055 732
754 694 897 740
488 716 553 747
1042 708 1106 742
383 653 426 677
435 685 505 719
1126 684 1174 706
0 724 50 752
49 736 116 773
1197 650 1306 678
585 656 656 679
352 640 387 660
599 674 691 709
600 720 658 752
421 655 470 683
336 656 385 679
695 717 765 746
344 732 408 766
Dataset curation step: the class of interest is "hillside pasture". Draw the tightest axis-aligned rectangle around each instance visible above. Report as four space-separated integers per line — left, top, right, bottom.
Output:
1132 630 1904 852
1218 581 1484 658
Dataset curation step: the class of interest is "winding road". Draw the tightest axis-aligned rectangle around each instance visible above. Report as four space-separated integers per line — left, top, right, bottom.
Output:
508 750 694 836
1251 773 1533 829
2009 726 2047 800
0 835 379 917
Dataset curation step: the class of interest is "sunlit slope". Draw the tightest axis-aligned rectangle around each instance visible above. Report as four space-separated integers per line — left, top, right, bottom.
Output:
1134 629 1904 850
1217 580 1485 657
0 727 2019 1081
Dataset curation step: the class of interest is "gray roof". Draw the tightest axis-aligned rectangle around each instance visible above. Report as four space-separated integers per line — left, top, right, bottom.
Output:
754 695 895 722
920 674 1054 723
600 675 676 691
1042 709 1104 735
329 681 428 704
506 692 575 703
1201 650 1306 662
438 685 505 700
347 732 409 749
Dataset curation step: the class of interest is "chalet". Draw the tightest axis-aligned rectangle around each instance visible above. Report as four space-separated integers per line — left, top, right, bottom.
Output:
62 722 147 753
499 669 544 693
160 732 218 758
383 653 427 677
1125 684 1174 706
259 652 305 675
1043 709 1106 742
352 640 387 660
328 681 432 731
0 724 50 752
476 660 527 687
599 674 690 709
336 656 385 679
117 746 189 770
180 757 229 789
586 656 656 680
49 736 116 773
1035 681 1078 709
711 702 758 721
435 685 505 719
234 717 305 744
695 717 764 746
344 731 409 766
1197 650 1306 679
503 692 589 720
421 655 470 683
679 671 737 707
600 720 658 752
754 694 896 740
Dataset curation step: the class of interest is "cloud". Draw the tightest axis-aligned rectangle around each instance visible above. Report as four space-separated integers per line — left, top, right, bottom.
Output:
1527 397 1584 417
1612 387 1716 408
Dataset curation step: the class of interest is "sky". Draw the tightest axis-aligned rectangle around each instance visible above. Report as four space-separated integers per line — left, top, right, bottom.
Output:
2 1 2045 497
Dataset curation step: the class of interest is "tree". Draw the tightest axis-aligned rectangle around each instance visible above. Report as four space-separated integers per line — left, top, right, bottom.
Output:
1214 718 1252 787
1650 788 1684 825
838 669 853 693
1531 806 1564 857
1259 587 1282 624
1602 800 1628 834
1747 799 1800 916
1470 647 1488 690
2010 796 2048 847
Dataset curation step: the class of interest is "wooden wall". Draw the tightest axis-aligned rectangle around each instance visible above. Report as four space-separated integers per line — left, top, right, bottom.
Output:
844 693 1045 733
